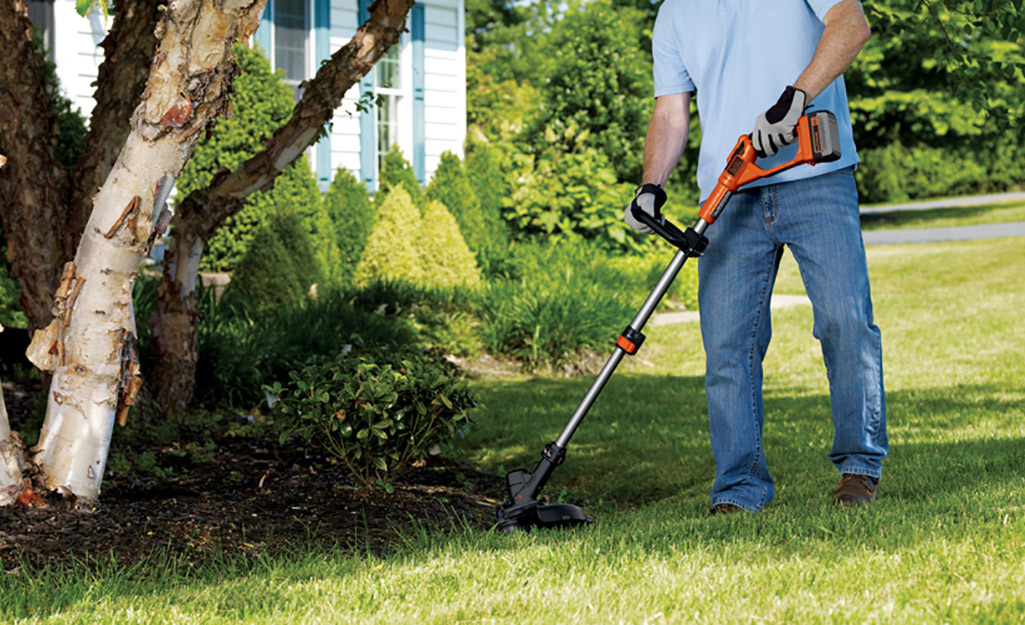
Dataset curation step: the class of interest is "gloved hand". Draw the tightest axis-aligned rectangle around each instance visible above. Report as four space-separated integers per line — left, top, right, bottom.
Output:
752 85 807 158
624 183 668 234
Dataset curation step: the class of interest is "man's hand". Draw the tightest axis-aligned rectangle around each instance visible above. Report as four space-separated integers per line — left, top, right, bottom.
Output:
751 86 807 158
624 184 667 234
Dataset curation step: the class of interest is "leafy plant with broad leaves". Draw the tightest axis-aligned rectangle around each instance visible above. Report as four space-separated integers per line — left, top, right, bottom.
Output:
269 346 476 489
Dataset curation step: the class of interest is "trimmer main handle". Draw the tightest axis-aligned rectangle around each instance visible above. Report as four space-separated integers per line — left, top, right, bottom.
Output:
698 110 842 225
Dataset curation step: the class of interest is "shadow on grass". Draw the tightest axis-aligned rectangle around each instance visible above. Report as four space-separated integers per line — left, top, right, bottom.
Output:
2 380 1021 620
467 374 1024 510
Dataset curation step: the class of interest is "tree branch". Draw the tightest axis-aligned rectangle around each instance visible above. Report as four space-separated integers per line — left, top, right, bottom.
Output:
172 0 415 240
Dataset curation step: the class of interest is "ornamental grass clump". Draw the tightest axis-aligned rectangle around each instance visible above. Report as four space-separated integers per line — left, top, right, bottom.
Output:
270 347 475 489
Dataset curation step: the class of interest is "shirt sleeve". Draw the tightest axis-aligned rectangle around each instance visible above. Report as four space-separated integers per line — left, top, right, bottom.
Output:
652 6 695 97
804 0 850 22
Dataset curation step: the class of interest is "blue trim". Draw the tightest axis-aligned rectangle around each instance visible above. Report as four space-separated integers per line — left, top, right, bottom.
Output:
314 0 332 192
255 0 273 58
358 0 376 193
412 3 425 184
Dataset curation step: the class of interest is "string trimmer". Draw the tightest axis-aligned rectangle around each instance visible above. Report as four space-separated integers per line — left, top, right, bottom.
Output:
496 110 842 532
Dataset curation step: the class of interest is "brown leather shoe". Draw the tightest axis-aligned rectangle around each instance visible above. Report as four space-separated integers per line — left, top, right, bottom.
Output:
833 473 878 506
709 503 744 516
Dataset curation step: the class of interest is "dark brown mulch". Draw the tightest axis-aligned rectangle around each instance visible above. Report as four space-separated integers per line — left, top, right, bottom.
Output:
0 378 506 573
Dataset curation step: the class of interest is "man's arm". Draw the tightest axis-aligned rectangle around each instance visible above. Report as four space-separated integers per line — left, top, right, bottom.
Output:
752 0 870 157
794 0 872 101
642 93 692 187
624 92 691 234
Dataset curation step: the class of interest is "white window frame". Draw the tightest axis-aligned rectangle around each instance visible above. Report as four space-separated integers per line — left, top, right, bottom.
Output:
375 26 413 178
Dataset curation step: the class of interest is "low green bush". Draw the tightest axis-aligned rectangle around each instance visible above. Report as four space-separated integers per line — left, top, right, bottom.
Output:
270 346 475 489
194 290 418 408
477 240 639 368
345 280 481 358
856 143 989 203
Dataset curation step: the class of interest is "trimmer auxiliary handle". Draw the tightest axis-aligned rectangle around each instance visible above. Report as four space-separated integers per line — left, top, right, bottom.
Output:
495 110 841 533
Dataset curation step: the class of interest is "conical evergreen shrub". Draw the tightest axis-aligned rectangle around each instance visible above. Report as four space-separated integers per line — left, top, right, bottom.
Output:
324 168 375 285
376 147 424 210
461 146 512 274
418 200 482 289
221 211 318 311
353 186 424 287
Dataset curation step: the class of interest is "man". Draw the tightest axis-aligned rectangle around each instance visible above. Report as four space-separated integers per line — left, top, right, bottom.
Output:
626 0 886 513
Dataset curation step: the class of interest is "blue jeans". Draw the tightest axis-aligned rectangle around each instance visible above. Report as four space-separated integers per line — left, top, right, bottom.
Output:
697 167 887 510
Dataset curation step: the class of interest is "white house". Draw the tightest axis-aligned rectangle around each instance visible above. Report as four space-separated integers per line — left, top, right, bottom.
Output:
29 0 467 192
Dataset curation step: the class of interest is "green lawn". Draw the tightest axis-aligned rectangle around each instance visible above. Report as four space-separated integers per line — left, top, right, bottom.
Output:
3 236 1024 623
860 201 1025 231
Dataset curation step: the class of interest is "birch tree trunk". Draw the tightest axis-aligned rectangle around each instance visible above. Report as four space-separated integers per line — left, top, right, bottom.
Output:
151 0 414 418
23 0 267 502
0 332 26 507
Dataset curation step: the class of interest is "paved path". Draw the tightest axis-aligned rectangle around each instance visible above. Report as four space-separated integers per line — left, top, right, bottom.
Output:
862 221 1025 245
652 196 1025 326
861 191 1025 215
650 294 811 326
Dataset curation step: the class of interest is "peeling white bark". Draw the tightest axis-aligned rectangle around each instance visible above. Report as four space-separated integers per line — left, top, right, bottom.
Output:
22 0 267 502
0 367 25 506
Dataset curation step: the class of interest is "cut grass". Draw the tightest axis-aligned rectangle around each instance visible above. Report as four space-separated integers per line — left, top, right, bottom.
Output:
2 237 1024 624
860 201 1025 231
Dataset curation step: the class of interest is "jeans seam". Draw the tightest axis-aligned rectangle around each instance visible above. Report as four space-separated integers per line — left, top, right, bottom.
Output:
745 248 774 484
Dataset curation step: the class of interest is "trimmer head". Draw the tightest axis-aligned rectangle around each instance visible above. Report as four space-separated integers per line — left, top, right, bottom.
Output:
496 498 592 534
496 459 593 533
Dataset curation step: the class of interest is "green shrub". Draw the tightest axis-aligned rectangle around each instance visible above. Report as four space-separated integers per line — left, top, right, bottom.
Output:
478 240 638 368
194 289 418 408
856 143 989 203
176 44 293 271
529 0 653 183
418 200 483 290
463 145 515 276
270 346 476 489
221 211 319 312
426 151 510 272
376 148 424 210
502 136 639 253
324 168 375 285
353 186 424 287
176 45 339 278
345 280 481 357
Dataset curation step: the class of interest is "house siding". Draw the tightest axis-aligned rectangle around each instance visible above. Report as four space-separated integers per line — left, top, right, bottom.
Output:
43 0 466 189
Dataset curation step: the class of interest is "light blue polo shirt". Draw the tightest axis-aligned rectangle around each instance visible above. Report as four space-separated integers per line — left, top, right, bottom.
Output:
652 0 860 203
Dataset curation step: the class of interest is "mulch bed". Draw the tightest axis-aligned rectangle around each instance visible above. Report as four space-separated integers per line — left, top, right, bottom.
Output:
0 377 506 573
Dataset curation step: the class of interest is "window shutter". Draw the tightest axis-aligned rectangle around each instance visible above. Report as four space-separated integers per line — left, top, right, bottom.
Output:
412 3 426 184
255 0 273 58
358 0 376 193
315 0 332 191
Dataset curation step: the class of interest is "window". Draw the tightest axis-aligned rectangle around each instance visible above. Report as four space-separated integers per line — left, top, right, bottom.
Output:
274 0 309 99
27 0 55 56
376 45 402 174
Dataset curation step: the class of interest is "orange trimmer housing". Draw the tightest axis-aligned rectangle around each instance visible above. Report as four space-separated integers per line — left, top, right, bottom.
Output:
697 110 842 225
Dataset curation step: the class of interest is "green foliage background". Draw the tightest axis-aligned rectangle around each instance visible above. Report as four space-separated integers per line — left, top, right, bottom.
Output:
176 45 339 279
324 168 375 286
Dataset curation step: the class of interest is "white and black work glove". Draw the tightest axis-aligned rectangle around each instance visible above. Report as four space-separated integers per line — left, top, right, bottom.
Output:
752 85 807 158
624 183 668 234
